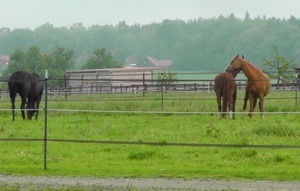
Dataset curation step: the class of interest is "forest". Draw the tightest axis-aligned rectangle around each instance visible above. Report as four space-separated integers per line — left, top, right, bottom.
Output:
1 13 300 75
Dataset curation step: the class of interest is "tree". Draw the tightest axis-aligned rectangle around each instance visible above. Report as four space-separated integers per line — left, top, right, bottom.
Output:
2 48 26 78
26 46 41 73
263 45 294 83
4 46 75 85
2 15 300 73
47 47 76 85
83 48 121 69
51 47 75 70
5 45 42 74
244 11 250 20
156 70 177 89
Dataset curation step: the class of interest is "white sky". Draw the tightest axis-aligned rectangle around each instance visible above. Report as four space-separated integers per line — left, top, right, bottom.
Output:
1 0 300 29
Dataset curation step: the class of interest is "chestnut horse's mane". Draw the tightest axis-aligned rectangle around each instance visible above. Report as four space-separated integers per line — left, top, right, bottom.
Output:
240 57 269 81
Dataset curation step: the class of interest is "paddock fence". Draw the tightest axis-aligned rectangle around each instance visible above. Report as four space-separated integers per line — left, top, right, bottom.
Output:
0 71 299 170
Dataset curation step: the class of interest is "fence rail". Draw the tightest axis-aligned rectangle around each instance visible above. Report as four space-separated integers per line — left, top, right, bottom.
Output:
0 79 299 97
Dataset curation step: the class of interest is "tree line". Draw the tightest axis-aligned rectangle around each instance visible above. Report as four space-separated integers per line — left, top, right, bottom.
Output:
2 46 121 86
0 13 299 76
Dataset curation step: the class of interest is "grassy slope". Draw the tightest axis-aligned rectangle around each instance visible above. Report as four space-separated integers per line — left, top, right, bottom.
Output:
0 91 299 180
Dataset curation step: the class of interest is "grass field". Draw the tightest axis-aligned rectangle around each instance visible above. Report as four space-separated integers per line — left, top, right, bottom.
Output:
0 90 299 181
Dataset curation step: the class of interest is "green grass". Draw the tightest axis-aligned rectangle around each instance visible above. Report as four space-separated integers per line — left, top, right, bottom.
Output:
0 91 299 181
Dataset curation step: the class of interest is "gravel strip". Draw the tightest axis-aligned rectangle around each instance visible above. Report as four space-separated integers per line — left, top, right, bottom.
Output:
0 175 299 190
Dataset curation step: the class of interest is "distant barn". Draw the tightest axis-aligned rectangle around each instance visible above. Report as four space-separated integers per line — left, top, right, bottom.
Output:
64 56 172 93
65 66 169 93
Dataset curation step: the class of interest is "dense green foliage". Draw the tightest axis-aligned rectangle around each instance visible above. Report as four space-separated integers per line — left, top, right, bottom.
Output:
0 91 299 181
3 46 75 80
2 46 121 85
1 15 300 73
84 48 121 69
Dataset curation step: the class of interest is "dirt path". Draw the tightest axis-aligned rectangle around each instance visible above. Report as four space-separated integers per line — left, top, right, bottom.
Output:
0 175 299 190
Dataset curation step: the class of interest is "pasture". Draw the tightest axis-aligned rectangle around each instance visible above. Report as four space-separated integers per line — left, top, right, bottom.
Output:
0 90 299 181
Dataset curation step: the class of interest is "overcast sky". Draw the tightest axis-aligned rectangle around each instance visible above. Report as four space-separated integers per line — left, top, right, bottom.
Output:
1 0 300 29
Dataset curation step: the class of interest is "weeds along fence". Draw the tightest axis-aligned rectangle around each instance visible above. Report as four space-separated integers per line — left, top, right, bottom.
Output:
0 71 300 170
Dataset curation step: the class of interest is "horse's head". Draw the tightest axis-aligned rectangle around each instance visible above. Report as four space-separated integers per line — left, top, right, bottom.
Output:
26 102 36 120
225 54 243 75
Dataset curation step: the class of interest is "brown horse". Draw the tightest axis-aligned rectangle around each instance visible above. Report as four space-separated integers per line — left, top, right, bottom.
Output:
214 72 237 119
225 54 271 118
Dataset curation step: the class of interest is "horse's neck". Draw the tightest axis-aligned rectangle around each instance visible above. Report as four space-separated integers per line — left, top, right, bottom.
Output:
241 60 264 80
231 69 240 78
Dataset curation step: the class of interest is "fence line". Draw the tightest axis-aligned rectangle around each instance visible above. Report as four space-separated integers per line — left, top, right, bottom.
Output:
0 79 299 96
2 108 300 115
2 106 300 116
1 138 299 149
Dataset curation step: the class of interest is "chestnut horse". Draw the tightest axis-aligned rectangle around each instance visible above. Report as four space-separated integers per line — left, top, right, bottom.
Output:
214 72 237 119
225 54 271 118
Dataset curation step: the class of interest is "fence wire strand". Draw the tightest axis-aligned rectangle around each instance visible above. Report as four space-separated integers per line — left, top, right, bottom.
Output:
0 138 299 149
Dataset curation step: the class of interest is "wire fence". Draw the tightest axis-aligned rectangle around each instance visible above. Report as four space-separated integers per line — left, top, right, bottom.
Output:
0 71 300 170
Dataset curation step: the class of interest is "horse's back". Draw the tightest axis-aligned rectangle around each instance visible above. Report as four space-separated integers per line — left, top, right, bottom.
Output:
8 71 31 83
214 73 236 92
8 71 43 96
8 71 31 94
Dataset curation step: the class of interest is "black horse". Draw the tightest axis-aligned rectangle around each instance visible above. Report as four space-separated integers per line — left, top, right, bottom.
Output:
8 71 44 121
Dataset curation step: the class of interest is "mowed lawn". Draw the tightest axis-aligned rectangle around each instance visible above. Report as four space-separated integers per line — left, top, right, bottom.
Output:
0 91 299 180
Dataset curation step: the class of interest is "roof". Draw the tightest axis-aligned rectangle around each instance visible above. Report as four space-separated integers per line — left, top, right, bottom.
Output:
146 56 172 67
0 55 9 62
0 55 9 67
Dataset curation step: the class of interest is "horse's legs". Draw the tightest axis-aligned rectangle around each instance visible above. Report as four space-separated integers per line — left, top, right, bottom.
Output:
20 96 27 120
258 95 265 118
253 98 257 111
34 101 39 120
9 93 16 121
26 98 34 120
222 94 228 118
231 91 237 119
35 94 43 120
216 95 222 119
228 100 233 119
243 90 248 111
248 94 256 118
228 94 233 119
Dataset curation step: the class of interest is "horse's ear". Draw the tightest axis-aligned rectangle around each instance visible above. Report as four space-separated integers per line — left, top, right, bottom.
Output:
242 55 244 59
235 54 239 59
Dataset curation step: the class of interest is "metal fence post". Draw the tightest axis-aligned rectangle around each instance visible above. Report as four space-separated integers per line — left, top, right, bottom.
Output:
161 79 164 111
143 73 145 97
44 70 48 170
64 74 68 100
295 81 298 106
